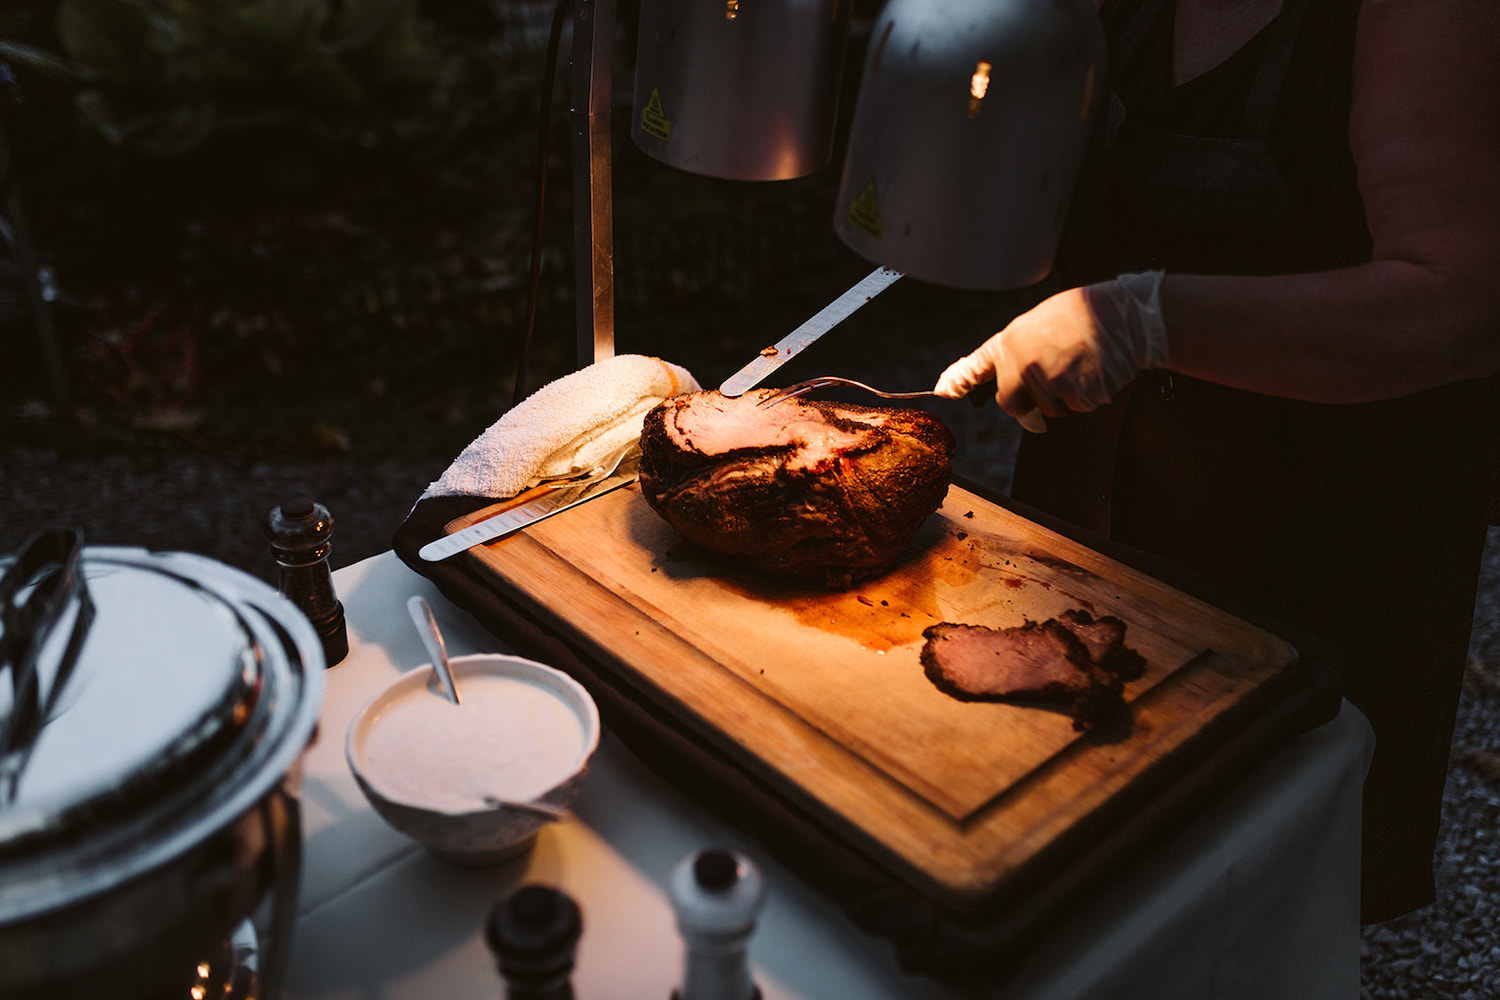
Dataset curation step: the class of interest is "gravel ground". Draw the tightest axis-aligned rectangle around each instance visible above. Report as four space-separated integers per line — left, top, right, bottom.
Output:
1364 530 1500 1000
3 403 1498 996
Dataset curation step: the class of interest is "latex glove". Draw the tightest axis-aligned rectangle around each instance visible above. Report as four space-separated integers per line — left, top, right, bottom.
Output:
934 270 1169 433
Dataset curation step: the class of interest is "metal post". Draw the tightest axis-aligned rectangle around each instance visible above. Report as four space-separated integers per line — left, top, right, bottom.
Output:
570 0 617 368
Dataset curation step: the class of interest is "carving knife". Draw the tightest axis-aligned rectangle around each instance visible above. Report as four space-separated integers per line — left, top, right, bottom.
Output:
719 266 903 396
418 469 636 562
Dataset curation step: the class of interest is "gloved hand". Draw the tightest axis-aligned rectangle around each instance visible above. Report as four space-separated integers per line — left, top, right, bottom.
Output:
934 270 1169 433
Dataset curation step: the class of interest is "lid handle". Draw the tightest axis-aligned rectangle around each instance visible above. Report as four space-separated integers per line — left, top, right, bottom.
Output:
0 526 95 802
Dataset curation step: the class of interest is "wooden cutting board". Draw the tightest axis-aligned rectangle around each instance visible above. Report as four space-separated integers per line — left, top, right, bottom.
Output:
444 481 1298 910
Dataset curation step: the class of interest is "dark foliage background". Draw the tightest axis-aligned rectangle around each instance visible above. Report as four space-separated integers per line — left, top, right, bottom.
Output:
1 0 1027 468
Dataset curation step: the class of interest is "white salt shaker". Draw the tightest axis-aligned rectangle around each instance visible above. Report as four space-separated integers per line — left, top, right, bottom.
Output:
668 848 766 1000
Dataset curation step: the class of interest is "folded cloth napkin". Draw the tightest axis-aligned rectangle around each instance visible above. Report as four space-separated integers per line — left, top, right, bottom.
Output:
423 354 699 499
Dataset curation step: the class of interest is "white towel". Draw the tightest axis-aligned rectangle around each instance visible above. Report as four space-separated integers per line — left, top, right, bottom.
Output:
423 354 699 499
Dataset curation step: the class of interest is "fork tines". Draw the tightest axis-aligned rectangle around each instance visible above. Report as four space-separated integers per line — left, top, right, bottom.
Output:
755 378 842 407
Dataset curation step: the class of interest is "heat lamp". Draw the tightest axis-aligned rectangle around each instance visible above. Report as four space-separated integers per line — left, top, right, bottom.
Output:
630 0 853 181
570 0 1106 364
834 0 1107 291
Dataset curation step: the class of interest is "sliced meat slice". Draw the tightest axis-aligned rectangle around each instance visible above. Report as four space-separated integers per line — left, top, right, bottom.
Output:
920 619 1100 703
920 611 1146 733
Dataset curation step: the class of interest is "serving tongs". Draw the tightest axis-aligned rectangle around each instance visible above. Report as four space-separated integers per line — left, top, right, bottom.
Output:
758 376 996 408
0 527 95 803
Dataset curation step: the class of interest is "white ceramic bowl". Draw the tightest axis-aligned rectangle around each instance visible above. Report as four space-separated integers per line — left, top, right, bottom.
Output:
346 653 600 866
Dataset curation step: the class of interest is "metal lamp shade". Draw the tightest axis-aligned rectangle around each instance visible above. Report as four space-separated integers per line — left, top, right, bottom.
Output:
631 0 852 180
834 0 1107 290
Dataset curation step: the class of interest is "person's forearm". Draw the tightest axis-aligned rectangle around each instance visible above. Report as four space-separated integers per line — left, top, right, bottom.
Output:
1161 0 1500 405
1161 262 1500 404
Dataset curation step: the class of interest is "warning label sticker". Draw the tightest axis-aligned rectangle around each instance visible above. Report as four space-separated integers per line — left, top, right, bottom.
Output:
640 87 672 141
848 180 884 240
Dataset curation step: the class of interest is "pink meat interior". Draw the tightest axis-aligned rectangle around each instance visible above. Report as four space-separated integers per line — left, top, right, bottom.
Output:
930 623 1093 696
664 389 890 473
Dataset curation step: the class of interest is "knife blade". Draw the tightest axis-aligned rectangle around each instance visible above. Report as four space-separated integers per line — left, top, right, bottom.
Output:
418 470 637 562
719 266 903 397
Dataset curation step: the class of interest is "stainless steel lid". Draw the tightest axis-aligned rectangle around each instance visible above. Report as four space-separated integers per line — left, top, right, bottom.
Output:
0 534 325 924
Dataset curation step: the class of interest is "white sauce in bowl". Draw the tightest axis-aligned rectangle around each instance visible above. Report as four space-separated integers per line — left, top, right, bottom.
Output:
357 671 589 814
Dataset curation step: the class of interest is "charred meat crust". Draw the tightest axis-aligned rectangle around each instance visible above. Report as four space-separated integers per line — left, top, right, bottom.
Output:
639 389 955 587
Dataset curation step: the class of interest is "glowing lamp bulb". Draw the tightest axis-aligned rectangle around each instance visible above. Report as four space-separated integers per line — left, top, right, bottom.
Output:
970 61 992 100
967 60 992 117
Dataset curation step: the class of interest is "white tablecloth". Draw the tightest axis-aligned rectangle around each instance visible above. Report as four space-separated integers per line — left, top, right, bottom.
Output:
281 551 1374 1000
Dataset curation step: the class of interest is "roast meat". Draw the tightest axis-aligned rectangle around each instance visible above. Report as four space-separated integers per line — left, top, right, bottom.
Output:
920 609 1146 732
638 388 955 586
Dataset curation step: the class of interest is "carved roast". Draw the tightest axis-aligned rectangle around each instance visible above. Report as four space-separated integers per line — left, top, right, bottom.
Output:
638 388 955 587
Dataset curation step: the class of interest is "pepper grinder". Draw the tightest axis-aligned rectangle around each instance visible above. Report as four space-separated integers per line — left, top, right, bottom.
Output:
487 884 583 1000
264 497 348 667
669 849 766 1000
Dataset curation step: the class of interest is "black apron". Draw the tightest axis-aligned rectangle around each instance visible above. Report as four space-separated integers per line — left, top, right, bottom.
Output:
1013 0 1498 922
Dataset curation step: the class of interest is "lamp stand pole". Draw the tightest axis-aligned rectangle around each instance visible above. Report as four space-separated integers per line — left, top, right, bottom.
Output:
570 0 617 367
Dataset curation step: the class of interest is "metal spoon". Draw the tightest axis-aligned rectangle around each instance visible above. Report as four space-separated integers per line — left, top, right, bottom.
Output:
405 596 571 822
407 595 461 705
